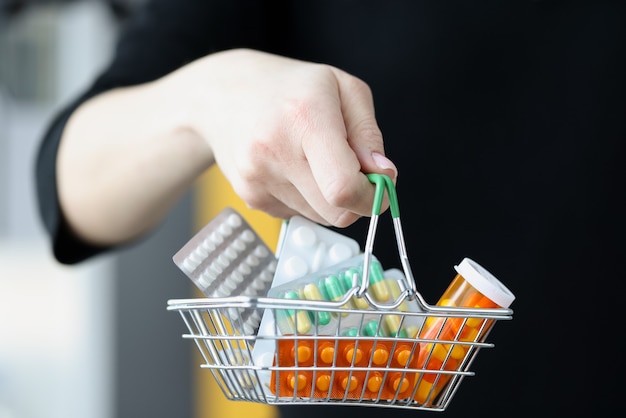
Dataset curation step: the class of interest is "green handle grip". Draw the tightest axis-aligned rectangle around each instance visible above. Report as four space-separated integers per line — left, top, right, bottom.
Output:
366 173 400 218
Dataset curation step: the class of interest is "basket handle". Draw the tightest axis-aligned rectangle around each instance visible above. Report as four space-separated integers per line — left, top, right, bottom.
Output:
353 174 425 309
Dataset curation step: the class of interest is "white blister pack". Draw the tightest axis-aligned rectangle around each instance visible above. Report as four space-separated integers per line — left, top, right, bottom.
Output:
272 215 361 287
172 207 277 334
252 216 362 389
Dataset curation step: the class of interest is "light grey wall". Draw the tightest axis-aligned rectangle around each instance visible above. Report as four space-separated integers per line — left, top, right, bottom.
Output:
115 194 194 418
1 2 193 418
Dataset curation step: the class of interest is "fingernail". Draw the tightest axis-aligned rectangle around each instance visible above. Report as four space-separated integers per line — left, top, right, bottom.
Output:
372 152 398 179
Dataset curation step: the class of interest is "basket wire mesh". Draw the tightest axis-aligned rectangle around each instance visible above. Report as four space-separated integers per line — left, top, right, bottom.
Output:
167 174 513 411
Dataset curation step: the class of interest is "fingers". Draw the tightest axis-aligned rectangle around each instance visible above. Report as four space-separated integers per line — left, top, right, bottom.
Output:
332 68 398 183
298 67 398 224
197 50 399 228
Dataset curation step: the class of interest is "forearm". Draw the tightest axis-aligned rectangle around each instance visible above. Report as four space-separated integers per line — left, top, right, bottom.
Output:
56 48 397 247
57 78 213 246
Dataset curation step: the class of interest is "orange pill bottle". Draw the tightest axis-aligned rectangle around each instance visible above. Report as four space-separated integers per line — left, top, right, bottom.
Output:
414 257 515 406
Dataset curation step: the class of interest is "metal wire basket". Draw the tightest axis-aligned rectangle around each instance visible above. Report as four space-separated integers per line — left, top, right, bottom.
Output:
167 174 514 411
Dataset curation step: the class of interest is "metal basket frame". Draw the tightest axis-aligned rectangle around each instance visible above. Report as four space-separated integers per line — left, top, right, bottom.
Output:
168 174 513 411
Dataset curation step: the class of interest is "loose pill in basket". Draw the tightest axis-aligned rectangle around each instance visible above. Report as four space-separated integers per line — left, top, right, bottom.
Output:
172 207 277 335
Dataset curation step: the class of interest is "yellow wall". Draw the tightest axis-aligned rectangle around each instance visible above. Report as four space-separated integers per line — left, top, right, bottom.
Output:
193 166 280 418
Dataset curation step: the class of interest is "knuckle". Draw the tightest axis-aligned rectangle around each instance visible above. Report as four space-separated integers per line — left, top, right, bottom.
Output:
323 178 358 210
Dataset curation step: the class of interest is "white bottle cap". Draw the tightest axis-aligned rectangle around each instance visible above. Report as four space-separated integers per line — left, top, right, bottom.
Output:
454 258 515 308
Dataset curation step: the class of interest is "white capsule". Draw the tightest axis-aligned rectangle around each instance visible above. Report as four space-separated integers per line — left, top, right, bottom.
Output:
329 242 354 264
212 287 228 298
201 238 217 253
189 251 205 265
230 237 247 252
219 280 237 293
245 254 260 267
182 258 198 274
194 244 209 259
215 254 231 269
226 213 243 228
223 247 238 261
292 226 317 248
240 229 255 243
283 255 309 279
218 222 233 237
254 244 270 258
208 263 223 276
259 270 274 282
250 277 267 290
238 263 252 276
229 271 245 283
196 273 212 289
209 231 224 245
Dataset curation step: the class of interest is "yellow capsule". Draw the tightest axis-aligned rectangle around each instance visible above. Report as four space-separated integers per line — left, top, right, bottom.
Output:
466 316 483 328
384 278 410 311
415 379 435 404
282 290 312 334
430 343 449 362
321 275 352 315
368 260 390 302
439 298 456 307
294 311 312 333
406 325 420 338
445 343 467 361
302 283 332 325
342 269 370 309
460 326 479 342
383 314 408 337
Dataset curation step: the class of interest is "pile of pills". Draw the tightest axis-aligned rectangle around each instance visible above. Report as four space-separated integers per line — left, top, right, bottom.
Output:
413 257 515 405
267 255 424 338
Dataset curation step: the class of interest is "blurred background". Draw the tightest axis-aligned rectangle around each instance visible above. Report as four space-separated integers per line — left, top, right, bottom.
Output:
0 1 196 417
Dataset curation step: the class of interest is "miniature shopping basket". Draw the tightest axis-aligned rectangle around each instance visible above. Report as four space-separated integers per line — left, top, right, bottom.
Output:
167 174 514 411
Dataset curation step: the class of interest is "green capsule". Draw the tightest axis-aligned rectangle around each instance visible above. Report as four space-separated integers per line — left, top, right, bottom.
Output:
362 320 383 337
342 268 370 310
342 327 359 337
383 314 409 338
342 268 360 289
281 290 311 334
322 274 345 301
322 274 352 315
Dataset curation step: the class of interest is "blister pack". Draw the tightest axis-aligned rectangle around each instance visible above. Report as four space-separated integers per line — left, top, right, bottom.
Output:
272 215 361 288
172 207 277 334
267 254 425 338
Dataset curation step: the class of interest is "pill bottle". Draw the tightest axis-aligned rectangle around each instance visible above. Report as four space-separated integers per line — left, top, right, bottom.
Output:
414 257 515 406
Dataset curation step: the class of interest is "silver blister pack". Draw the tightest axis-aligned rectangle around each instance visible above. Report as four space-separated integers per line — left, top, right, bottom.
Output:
173 207 277 334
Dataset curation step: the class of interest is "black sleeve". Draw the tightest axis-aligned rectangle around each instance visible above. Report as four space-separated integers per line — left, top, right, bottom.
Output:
34 0 217 265
34 0 291 265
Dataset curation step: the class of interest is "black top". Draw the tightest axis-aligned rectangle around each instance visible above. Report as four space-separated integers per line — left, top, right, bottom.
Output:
35 1 626 416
